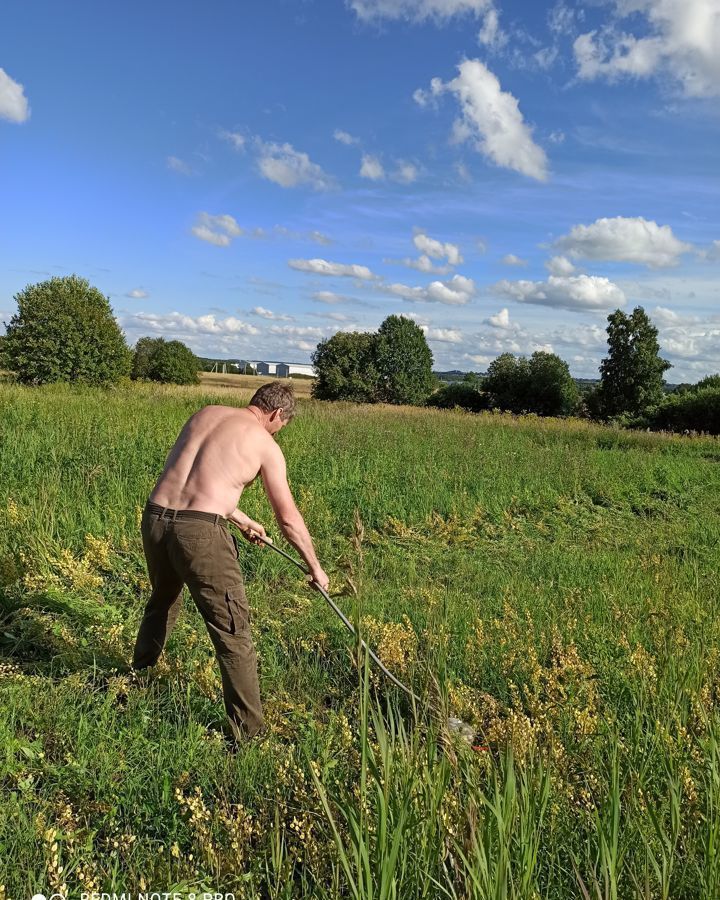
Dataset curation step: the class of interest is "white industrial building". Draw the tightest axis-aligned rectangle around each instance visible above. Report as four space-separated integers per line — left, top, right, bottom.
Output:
241 360 315 378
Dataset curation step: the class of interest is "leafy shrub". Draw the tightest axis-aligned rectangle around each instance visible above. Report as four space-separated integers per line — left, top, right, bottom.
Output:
312 316 434 405
131 336 200 385
650 387 720 435
427 382 490 412
2 275 132 385
483 351 579 416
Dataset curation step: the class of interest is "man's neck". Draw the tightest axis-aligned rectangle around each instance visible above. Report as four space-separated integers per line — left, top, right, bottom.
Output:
248 405 267 430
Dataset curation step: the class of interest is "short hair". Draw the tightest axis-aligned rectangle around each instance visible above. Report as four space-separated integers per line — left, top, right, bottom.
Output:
249 382 296 422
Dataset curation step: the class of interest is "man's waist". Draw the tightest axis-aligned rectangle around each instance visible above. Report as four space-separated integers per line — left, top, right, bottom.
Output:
145 500 229 526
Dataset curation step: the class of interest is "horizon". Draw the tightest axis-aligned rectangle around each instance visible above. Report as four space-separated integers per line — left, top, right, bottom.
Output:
2 0 719 382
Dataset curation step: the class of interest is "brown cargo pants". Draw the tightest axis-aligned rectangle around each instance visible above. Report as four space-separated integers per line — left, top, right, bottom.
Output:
131 500 264 742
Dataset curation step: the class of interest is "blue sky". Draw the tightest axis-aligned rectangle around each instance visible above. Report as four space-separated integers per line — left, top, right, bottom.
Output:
2 0 719 379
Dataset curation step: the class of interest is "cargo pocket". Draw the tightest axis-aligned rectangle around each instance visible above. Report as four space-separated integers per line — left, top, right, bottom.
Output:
225 581 249 633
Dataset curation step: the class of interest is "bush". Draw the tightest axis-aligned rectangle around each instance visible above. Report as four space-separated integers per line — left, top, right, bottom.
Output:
650 387 720 435
2 275 132 385
131 337 200 385
426 382 490 412
483 351 579 416
311 316 435 405
311 331 380 402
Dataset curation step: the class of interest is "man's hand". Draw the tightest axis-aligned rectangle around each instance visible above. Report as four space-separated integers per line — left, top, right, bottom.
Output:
230 510 267 545
239 517 267 545
308 565 330 592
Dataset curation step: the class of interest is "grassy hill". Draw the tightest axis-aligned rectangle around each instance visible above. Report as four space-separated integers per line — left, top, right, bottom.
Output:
1 381 719 896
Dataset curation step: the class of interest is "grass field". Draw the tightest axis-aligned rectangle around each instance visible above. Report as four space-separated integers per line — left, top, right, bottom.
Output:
1 381 719 898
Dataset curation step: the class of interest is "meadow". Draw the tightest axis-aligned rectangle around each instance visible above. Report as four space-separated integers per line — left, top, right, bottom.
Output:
1 378 719 898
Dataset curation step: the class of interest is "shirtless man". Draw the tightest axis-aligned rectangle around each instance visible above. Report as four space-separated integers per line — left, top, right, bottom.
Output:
131 382 328 745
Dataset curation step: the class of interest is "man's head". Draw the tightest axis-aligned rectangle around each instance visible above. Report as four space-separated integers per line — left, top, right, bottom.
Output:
248 382 296 434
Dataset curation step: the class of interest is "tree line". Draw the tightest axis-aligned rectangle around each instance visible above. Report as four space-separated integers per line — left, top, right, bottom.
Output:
1 274 717 435
312 307 719 435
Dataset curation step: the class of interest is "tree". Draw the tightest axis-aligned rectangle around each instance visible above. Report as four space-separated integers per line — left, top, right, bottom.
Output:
695 373 720 391
131 336 200 385
594 306 671 419
484 353 531 413
132 337 164 380
3 275 132 385
311 331 380 402
526 351 579 416
374 315 434 405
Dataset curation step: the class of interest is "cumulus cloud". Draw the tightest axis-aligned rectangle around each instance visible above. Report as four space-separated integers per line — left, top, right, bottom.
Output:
125 311 260 336
495 274 626 312
360 154 385 181
256 139 335 190
383 274 476 305
0 68 30 123
573 0 720 98
126 288 148 299
348 0 493 23
413 231 463 266
334 129 359 145
546 255 576 276
269 324 328 339
422 326 465 343
416 59 548 181
391 254 452 274
191 212 243 247
501 254 528 266
486 307 511 328
289 258 376 279
250 306 293 321
555 216 692 268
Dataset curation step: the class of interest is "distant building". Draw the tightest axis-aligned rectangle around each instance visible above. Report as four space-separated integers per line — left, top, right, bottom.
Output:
276 362 315 378
256 361 279 376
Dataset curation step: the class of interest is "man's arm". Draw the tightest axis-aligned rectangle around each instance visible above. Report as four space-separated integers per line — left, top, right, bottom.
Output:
260 441 329 590
228 508 266 544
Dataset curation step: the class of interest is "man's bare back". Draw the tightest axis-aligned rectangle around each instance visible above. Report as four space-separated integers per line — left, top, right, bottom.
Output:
149 405 274 518
149 401 328 590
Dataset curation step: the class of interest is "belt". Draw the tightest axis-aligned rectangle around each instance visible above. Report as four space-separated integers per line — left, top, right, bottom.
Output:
145 500 229 526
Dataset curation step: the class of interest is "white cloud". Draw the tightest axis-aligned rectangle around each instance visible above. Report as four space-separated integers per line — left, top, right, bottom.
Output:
126 311 260 336
422 326 465 343
348 0 492 23
478 8 507 48
548 130 565 144
394 161 419 183
126 288 148 299
257 140 335 190
545 255 576 276
334 129 359 145
383 274 476 305
269 324 328 339
486 307 511 328
220 130 247 151
167 156 193 175
289 258 376 279
360 154 385 181
250 306 293 321
501 253 528 266
258 226 332 245
418 59 548 181
393 254 452 274
413 231 463 265
312 291 354 304
555 216 692 268
548 1 579 36
191 212 243 247
573 0 720 98
495 274 626 311
0 68 30 123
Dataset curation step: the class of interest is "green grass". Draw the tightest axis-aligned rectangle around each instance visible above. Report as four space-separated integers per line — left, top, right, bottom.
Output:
1 381 719 898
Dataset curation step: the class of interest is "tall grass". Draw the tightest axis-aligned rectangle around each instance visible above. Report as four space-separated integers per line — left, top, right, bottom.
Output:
0 381 719 896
